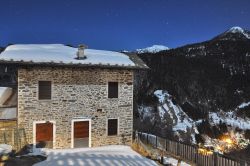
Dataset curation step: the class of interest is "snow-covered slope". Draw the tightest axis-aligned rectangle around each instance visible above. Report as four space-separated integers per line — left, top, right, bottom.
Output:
227 26 250 39
154 91 196 131
137 90 198 143
136 45 169 53
209 111 250 130
215 26 250 41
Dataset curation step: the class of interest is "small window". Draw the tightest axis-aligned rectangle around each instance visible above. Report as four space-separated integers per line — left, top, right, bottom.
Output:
108 82 118 98
108 119 118 136
38 81 51 100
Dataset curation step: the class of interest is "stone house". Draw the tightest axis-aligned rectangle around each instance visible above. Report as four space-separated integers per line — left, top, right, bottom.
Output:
0 44 148 149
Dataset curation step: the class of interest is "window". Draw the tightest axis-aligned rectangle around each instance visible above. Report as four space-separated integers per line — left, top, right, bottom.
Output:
108 82 118 98
108 119 118 136
38 81 51 100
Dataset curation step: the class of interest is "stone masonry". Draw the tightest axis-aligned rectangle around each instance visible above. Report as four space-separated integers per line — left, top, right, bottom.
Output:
17 67 133 149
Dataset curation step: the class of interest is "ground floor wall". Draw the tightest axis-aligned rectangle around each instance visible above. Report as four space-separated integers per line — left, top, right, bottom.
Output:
26 115 133 149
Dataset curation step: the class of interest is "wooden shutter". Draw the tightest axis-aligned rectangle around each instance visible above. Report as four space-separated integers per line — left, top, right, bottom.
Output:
39 81 51 100
108 82 118 98
74 121 89 138
108 119 118 136
36 123 53 142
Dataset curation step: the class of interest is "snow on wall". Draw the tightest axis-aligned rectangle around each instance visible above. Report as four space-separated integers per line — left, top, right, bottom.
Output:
0 87 12 106
0 107 16 119
0 44 135 66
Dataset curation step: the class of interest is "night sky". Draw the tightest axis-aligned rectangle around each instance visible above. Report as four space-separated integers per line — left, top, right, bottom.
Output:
0 0 250 50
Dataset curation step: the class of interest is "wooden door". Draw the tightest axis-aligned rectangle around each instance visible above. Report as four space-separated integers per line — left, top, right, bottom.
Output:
74 121 89 138
36 122 53 148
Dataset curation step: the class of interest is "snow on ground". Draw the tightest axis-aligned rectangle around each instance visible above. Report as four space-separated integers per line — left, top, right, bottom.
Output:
139 90 200 143
0 144 12 155
238 101 250 109
138 105 154 123
154 90 170 103
136 45 169 53
154 90 198 143
21 147 46 157
34 145 157 166
163 156 190 166
154 90 194 132
0 44 135 66
158 106 165 120
209 111 250 130
163 103 173 119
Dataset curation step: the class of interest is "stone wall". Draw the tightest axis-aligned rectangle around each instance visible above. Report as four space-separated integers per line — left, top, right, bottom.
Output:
18 67 133 149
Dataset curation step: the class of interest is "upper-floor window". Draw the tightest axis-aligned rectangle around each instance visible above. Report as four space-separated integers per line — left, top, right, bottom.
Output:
38 81 51 100
108 82 118 98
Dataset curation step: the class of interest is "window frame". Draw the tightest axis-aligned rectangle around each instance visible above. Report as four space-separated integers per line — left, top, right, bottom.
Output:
107 118 119 136
107 82 119 99
38 81 52 100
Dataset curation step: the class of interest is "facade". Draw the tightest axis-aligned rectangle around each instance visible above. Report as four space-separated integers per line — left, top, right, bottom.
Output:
0 44 148 149
18 67 133 148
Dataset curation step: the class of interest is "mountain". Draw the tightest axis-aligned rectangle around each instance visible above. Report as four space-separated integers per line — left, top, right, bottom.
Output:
214 26 250 41
135 45 169 53
134 27 250 157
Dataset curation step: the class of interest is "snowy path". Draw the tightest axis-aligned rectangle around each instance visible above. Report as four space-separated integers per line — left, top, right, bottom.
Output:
34 145 157 166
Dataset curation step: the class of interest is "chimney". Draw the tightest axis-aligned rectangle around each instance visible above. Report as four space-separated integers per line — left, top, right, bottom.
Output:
77 44 87 59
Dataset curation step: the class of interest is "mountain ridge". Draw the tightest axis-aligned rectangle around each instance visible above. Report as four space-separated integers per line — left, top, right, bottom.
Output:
135 45 169 53
134 27 250 153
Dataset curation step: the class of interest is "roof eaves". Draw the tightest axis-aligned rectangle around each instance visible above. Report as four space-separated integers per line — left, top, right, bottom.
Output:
125 53 149 70
0 60 149 70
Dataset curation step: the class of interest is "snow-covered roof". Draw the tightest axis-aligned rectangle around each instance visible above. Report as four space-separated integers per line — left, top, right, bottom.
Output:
0 44 148 69
0 87 12 106
0 107 16 120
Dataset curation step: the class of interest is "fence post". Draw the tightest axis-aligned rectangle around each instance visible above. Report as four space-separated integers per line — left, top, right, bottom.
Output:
147 134 148 144
165 139 168 151
155 136 157 148
3 132 7 144
177 141 180 156
164 138 166 150
214 152 218 166
195 146 198 163
12 129 15 146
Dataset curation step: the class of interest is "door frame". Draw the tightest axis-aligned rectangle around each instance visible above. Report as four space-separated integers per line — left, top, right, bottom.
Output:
33 120 56 149
71 118 91 148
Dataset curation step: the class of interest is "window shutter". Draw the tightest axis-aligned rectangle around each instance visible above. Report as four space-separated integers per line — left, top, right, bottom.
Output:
39 81 51 100
108 82 118 98
108 119 118 136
